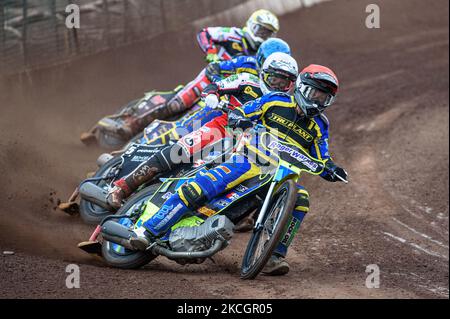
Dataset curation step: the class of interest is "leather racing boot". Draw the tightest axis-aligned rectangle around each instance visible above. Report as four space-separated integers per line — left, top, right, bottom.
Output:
262 255 290 276
128 226 155 251
106 165 159 209
106 144 189 209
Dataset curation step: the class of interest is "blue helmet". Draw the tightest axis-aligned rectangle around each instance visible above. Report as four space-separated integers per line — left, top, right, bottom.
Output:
256 38 291 69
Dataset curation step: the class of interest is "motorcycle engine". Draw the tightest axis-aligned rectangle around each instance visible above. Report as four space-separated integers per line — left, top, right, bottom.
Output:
169 215 234 254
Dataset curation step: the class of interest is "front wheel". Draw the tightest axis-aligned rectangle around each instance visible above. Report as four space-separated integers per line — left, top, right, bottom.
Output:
240 180 297 280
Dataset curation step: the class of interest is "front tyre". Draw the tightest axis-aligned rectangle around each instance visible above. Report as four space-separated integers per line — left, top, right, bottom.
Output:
240 180 296 280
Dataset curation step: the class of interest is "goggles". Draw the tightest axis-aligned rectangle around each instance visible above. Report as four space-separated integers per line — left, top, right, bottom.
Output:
298 84 334 107
251 24 276 40
264 72 294 92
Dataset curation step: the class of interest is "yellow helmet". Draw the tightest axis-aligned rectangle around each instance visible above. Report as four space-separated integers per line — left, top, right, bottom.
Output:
244 9 279 50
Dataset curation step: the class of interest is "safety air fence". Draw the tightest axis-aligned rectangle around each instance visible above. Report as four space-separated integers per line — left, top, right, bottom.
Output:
0 0 329 77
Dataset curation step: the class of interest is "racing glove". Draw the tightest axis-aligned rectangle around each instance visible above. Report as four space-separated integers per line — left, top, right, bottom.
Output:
204 94 219 109
228 109 254 131
205 62 224 82
323 160 348 182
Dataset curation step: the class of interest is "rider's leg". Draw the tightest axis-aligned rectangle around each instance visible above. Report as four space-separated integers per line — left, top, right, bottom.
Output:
166 69 211 115
263 184 309 276
107 115 228 209
106 145 188 209
119 69 211 138
129 155 260 249
143 154 260 236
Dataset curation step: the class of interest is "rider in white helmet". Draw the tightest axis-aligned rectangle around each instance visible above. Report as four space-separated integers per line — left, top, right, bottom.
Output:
259 52 298 95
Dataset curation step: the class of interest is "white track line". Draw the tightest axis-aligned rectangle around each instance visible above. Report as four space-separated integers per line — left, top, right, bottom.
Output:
392 217 449 249
382 232 448 260
401 205 423 219
382 232 406 243
409 243 448 260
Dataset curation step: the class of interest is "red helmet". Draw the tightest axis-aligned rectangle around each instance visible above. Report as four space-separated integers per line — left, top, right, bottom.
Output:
294 64 339 118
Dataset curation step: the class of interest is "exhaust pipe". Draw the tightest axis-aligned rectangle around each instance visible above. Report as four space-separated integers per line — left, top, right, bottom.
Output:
151 240 224 259
100 220 226 259
79 182 112 210
101 220 136 251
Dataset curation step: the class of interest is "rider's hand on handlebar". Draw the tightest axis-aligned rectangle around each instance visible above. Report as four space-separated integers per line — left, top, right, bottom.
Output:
333 166 348 182
204 94 220 109
324 160 348 183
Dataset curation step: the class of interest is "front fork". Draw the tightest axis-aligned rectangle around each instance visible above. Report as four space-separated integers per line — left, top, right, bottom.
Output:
254 180 277 230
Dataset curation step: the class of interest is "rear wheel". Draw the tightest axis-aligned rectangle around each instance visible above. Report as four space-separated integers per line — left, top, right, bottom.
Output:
97 99 141 149
79 156 122 224
240 180 296 280
101 184 161 269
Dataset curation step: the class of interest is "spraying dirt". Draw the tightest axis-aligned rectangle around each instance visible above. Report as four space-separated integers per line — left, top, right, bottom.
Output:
0 0 448 298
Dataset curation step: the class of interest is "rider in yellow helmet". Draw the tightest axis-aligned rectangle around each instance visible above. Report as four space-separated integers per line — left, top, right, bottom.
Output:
197 9 280 63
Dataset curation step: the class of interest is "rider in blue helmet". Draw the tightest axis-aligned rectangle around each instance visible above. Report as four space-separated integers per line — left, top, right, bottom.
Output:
256 37 292 69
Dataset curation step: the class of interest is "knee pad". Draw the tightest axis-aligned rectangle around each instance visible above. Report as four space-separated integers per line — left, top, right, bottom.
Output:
176 73 210 108
178 182 207 210
295 188 310 215
149 145 190 171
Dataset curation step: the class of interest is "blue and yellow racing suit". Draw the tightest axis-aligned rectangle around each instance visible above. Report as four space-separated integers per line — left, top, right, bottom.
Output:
205 55 258 82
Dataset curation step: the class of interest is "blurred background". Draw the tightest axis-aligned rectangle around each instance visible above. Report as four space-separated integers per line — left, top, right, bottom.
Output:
0 0 322 75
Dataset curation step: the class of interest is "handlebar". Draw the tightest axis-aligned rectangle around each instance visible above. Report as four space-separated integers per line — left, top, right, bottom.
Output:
333 172 348 183
216 99 230 112
322 164 348 184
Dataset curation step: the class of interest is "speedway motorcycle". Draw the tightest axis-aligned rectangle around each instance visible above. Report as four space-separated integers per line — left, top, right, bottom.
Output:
59 103 223 224
78 126 347 279
80 86 199 149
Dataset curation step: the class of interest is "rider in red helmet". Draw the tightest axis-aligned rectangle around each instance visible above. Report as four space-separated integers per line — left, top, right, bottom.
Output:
294 64 339 119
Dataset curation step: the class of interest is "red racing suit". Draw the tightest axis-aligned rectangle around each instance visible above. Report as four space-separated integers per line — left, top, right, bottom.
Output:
196 27 255 62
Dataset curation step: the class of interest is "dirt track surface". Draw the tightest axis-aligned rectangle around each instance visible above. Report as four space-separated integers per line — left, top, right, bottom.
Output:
0 0 448 299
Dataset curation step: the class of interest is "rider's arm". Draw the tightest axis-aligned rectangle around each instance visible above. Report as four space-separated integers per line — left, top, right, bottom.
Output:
310 115 346 182
227 94 271 130
197 27 230 60
205 56 258 82
310 114 331 162
202 73 251 99
232 92 292 121
196 27 217 54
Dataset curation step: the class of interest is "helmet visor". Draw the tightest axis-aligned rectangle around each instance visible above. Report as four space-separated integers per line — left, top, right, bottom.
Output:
251 24 276 40
300 84 334 106
264 73 293 92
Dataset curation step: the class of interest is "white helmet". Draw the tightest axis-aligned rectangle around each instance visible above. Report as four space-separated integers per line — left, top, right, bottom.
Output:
244 9 279 50
259 52 298 95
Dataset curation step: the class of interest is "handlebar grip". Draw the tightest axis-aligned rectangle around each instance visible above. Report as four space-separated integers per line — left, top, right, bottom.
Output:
333 172 348 183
